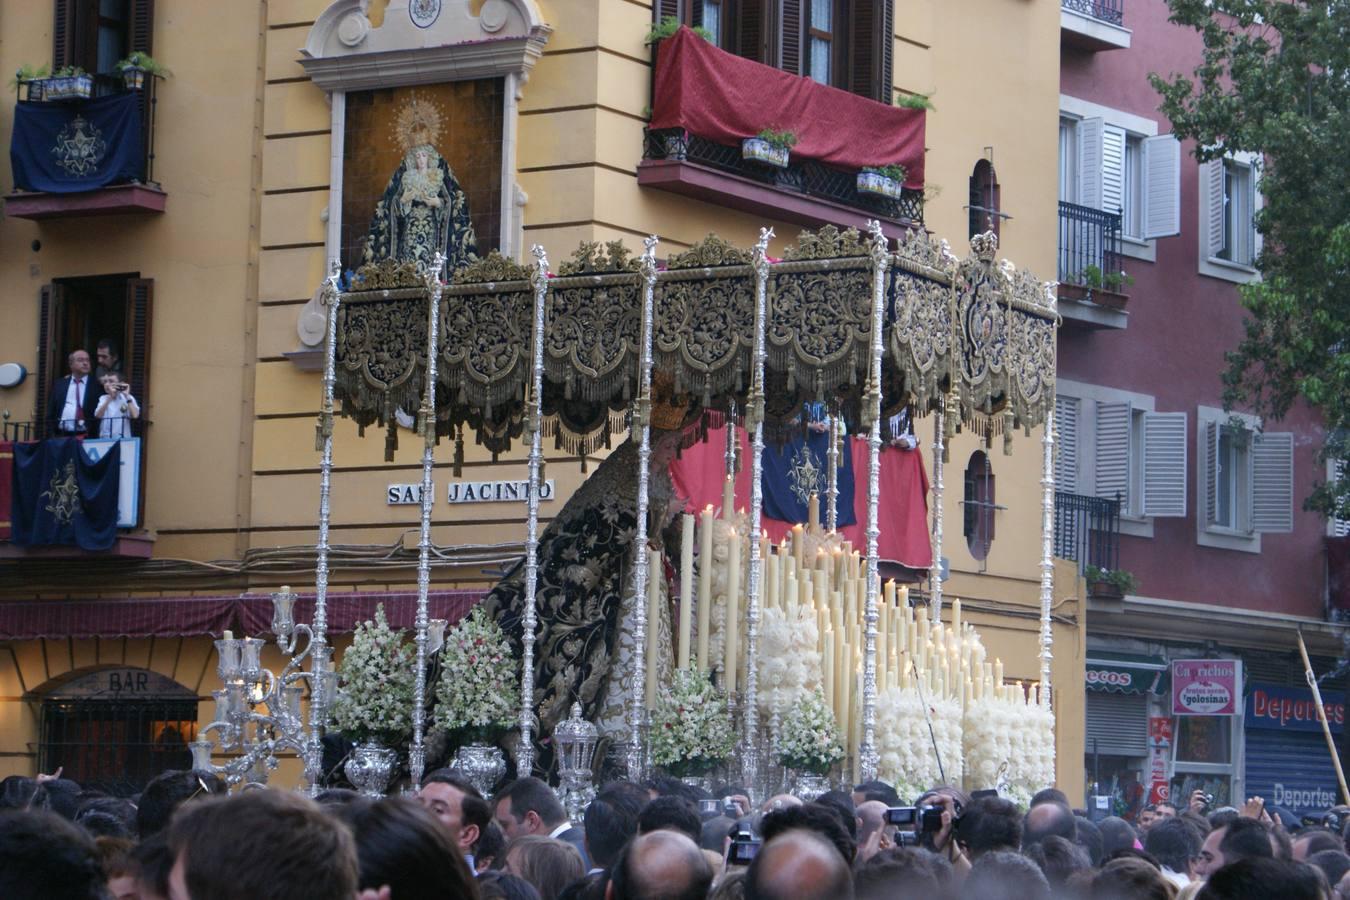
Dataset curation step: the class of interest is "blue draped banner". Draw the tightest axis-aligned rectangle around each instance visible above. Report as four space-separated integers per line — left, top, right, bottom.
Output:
10 92 143 193
760 429 856 528
10 439 121 550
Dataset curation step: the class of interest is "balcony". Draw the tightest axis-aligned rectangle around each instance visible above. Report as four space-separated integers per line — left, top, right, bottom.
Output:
1053 490 1121 576
1061 0 1131 51
5 74 165 221
638 27 925 237
1057 201 1128 329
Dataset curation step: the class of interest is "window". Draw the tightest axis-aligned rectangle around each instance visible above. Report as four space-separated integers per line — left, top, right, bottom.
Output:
1196 406 1293 552
807 0 834 84
1122 135 1142 239
54 0 153 75
701 0 724 45
963 451 996 561
1329 459 1349 538
968 159 1001 240
1056 389 1188 523
1199 156 1261 281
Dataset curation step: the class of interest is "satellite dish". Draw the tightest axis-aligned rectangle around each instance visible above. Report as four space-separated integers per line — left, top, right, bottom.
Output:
0 363 27 389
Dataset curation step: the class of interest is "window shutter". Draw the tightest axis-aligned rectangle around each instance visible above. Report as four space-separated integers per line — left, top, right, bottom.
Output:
1077 117 1105 211
129 0 155 54
53 0 77 71
655 0 683 22
847 0 892 102
1203 420 1219 527
1142 134 1181 239
778 0 803 75
1142 411 1187 517
1095 400 1130 505
1333 459 1350 537
738 0 768 60
1055 396 1079 494
36 284 66 437
124 279 154 418
1101 124 1126 217
1086 691 1149 757
690 2 703 27
1203 159 1225 259
1251 431 1294 533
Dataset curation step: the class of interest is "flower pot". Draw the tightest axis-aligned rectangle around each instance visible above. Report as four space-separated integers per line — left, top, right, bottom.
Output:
40 75 93 101
449 742 507 797
742 138 789 169
1088 580 1123 601
345 739 398 797
857 172 903 200
121 66 147 91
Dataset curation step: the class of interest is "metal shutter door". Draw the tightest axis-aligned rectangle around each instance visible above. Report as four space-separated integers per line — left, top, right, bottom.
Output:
1086 691 1150 757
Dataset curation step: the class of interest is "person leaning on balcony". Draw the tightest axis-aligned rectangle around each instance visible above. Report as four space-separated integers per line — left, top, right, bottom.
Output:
95 373 140 439
46 349 100 436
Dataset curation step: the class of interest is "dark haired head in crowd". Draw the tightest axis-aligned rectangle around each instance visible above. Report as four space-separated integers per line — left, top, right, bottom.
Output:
609 828 712 900
585 782 647 870
477 820 508 873
479 871 544 900
1091 856 1176 900
0 808 106 900
955 795 1022 859
1196 857 1327 900
497 777 588 868
1196 817 1273 879
76 796 138 840
1145 815 1202 882
1308 848 1350 887
746 828 854 900
1099 816 1139 857
504 835 584 900
1293 826 1344 860
638 795 703 844
168 789 358 900
1075 815 1106 867
335 796 481 900
855 846 950 900
0 775 47 811
420 769 492 863
759 802 856 865
96 835 138 900
645 775 709 806
137 769 225 838
1023 800 1077 847
853 780 902 807
1030 788 1070 809
963 849 1051 900
131 833 174 900
1023 833 1092 890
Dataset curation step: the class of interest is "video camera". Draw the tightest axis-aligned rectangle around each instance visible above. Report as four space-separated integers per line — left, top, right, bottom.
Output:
727 828 762 865
884 804 947 834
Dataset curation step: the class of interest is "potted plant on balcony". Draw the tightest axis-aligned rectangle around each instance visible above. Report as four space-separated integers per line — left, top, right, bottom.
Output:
116 52 170 91
1084 565 1138 600
857 164 907 200
743 128 797 169
40 66 93 102
10 64 50 102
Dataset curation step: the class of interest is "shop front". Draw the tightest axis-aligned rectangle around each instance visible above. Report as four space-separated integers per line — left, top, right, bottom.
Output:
1084 652 1169 819
1244 682 1346 820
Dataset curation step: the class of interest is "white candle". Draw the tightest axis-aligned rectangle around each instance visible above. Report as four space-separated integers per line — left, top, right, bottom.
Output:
697 507 713 671
791 524 804 567
823 639 836 718
808 492 820 531
994 657 1004 687
722 475 735 520
952 597 962 636
724 531 741 691
645 550 661 711
678 514 694 670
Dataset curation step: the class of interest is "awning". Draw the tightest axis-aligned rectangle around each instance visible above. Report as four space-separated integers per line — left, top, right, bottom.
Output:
0 589 484 641
1086 651 1170 695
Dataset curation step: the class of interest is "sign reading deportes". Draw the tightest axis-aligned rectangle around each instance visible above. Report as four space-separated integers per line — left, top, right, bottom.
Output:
1171 659 1242 716
1245 683 1345 734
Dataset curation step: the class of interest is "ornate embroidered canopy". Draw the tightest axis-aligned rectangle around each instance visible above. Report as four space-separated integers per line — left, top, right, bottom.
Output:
331 226 1057 461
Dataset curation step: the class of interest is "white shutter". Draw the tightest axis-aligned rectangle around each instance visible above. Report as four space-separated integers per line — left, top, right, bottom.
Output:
1252 431 1294 533
1095 401 1131 505
1086 692 1149 757
1142 134 1181 239
1142 412 1188 517
1055 396 1079 493
1101 124 1126 217
1204 420 1219 527
1333 459 1350 537
1203 159 1225 259
1078 117 1105 211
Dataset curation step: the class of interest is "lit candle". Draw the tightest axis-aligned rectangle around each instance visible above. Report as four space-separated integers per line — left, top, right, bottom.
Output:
791 524 804 567
722 475 734 520
678 514 694 670
697 507 714 671
952 597 962 635
723 530 740 691
645 549 661 711
808 492 820 532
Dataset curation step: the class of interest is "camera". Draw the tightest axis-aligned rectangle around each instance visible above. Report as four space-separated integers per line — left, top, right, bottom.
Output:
885 805 945 833
698 799 721 816
723 796 741 817
727 830 761 865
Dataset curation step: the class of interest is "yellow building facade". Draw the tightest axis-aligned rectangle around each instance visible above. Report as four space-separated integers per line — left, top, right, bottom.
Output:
0 0 1081 800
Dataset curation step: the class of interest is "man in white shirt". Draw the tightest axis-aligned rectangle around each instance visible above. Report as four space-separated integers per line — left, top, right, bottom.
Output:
46 349 98 436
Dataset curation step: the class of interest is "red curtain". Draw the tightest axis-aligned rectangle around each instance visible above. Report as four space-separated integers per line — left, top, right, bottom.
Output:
650 27 926 189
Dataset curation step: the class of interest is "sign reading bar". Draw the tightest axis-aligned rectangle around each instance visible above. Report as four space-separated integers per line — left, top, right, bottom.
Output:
1171 658 1242 716
387 480 557 505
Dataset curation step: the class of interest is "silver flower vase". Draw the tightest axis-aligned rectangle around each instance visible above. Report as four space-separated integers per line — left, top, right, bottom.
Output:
788 770 831 802
449 743 507 797
346 739 398 797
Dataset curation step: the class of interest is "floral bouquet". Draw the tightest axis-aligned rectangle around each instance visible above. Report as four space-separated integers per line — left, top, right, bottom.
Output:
433 606 520 744
964 689 1055 808
650 668 736 778
874 685 963 802
757 605 823 715
776 690 844 775
331 603 416 746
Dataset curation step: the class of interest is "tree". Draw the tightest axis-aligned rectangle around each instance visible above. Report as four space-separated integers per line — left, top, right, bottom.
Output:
1151 1 1350 518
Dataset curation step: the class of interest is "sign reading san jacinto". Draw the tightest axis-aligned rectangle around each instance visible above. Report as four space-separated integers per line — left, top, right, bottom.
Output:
1171 659 1243 716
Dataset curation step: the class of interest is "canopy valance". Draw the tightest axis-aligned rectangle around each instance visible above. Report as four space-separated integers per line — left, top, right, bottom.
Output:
330 226 1058 460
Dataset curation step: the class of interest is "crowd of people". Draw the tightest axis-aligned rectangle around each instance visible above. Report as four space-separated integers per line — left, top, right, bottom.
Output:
1 766 1344 900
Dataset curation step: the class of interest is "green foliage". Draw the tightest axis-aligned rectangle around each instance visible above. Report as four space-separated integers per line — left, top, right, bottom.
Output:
10 64 50 91
116 52 170 77
52 66 87 78
776 691 844 775
863 164 908 183
645 17 713 45
330 604 416 744
895 92 935 111
1084 565 1139 594
1078 265 1104 289
1151 0 1350 519
432 606 520 744
754 128 798 151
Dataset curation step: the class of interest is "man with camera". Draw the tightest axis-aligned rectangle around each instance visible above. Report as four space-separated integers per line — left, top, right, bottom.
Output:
94 373 140 439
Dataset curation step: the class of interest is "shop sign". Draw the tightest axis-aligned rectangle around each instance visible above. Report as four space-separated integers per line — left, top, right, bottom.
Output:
1245 683 1345 734
1086 660 1166 694
1147 717 1173 804
1171 659 1242 716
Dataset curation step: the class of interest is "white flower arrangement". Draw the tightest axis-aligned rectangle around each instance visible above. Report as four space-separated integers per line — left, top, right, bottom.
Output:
777 690 844 775
874 685 963 802
432 606 520 742
963 690 1056 809
757 605 823 715
331 603 416 744
650 667 736 777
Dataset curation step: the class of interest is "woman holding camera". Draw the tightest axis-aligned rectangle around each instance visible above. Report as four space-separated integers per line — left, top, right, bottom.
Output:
95 374 140 439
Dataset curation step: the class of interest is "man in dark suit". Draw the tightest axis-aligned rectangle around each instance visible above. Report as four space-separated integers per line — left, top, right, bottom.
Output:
45 349 99 437
494 776 590 868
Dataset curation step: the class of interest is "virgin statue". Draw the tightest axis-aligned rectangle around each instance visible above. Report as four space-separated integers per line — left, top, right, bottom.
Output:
363 141 478 273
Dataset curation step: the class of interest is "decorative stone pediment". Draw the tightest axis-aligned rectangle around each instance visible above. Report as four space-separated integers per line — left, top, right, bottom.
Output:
301 0 551 91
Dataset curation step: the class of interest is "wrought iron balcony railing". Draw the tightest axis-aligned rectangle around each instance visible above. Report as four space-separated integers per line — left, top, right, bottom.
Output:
643 127 924 226
1061 0 1124 27
1058 201 1123 288
1053 490 1121 574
